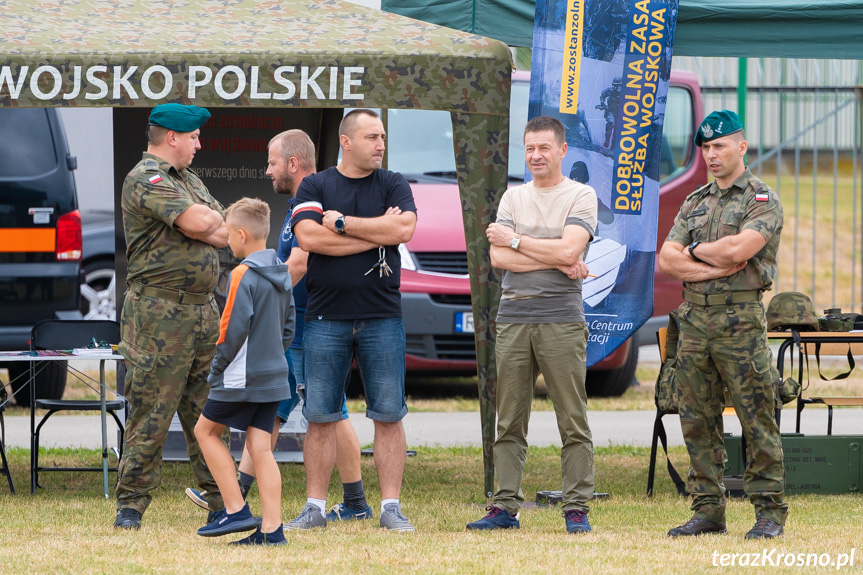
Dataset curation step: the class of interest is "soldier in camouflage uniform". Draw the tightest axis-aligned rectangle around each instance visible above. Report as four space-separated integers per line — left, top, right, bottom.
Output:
114 104 228 530
658 110 788 540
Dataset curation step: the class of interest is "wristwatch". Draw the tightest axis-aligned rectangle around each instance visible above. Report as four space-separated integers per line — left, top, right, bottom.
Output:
334 216 346 235
688 240 703 263
510 234 521 251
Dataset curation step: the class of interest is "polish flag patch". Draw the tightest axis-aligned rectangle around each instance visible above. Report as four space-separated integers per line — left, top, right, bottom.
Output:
755 193 769 202
148 175 163 184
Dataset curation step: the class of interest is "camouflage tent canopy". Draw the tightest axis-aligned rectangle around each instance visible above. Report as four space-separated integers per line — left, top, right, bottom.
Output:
1 0 511 113
1 0 509 495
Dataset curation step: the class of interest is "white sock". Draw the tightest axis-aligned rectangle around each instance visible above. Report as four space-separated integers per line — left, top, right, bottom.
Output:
308 498 326 517
381 498 399 513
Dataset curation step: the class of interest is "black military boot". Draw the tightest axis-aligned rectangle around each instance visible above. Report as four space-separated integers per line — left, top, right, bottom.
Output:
745 517 784 539
114 508 142 530
668 516 727 537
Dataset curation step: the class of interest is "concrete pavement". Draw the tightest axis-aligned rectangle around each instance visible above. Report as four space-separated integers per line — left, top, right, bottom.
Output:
5 407 861 451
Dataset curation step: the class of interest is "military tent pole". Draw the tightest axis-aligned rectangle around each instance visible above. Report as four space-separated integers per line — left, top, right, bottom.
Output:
738 57 748 162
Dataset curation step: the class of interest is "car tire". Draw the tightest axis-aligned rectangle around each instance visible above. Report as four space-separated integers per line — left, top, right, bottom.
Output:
7 361 68 407
585 342 638 398
81 258 116 320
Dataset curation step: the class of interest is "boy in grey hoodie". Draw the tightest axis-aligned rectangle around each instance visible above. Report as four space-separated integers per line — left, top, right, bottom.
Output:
194 198 294 545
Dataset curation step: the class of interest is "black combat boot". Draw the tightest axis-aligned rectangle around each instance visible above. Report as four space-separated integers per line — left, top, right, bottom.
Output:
745 517 783 539
668 516 726 537
114 508 142 530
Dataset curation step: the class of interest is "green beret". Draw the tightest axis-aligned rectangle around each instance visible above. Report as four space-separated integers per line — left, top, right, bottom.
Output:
694 110 743 147
148 103 210 132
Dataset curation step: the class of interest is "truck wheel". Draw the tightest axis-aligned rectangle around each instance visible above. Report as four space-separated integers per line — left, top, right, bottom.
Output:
7 361 68 407
585 342 638 397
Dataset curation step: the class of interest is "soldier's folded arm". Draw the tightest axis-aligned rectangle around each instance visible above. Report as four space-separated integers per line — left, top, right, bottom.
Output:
659 241 746 282
174 204 228 247
293 218 378 256
689 229 767 268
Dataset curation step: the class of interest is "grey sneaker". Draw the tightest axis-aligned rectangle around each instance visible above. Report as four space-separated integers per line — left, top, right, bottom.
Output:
379 503 415 532
284 503 327 530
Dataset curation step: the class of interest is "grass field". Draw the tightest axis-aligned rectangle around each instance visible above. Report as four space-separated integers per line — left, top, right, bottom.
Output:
0 445 860 575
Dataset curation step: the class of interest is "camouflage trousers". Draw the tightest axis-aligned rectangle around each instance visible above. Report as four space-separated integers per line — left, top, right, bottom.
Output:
115 291 226 514
676 300 789 525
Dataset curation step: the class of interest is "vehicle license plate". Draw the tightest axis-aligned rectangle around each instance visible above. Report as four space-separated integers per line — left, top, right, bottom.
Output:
455 312 474 333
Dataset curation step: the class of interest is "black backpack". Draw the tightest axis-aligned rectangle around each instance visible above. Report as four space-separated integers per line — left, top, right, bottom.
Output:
648 310 687 496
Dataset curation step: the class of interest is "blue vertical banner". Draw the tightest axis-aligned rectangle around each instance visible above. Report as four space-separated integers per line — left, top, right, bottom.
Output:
529 0 679 367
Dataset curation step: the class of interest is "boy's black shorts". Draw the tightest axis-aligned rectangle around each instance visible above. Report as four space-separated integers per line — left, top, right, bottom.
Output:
201 399 280 433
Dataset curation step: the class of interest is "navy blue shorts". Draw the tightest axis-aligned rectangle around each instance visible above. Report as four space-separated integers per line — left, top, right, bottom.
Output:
201 399 280 433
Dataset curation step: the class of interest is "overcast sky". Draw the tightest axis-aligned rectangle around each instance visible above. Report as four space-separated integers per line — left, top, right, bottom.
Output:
345 0 381 8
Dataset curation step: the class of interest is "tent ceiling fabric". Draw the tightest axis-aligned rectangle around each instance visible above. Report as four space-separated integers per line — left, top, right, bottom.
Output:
1 0 511 113
382 0 863 59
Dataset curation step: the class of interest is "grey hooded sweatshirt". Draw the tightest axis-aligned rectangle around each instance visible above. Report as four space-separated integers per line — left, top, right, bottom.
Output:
207 249 295 403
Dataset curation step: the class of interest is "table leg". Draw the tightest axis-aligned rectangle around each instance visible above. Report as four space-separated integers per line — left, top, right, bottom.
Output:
30 359 36 494
100 360 108 499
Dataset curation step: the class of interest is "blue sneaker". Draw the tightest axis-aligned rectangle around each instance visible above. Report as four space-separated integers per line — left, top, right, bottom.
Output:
197 503 258 537
206 508 225 525
229 525 287 546
466 506 520 530
326 503 374 522
564 509 591 533
185 488 209 510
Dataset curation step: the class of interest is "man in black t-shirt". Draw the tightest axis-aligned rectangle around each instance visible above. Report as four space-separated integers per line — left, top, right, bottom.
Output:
288 109 418 532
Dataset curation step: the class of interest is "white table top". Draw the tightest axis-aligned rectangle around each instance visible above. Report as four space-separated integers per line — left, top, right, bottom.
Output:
0 351 123 362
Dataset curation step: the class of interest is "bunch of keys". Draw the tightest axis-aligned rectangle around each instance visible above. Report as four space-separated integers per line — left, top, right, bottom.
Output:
365 246 393 278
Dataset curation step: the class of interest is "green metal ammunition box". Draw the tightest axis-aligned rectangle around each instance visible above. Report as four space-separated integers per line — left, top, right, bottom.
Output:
724 434 861 494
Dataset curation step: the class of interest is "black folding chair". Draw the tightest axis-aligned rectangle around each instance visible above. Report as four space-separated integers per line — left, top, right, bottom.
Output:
29 320 125 495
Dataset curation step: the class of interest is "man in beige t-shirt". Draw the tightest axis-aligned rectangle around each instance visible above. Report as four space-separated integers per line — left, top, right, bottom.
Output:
467 116 598 534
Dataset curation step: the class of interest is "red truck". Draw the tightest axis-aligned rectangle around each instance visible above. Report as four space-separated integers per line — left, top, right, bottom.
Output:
389 70 706 396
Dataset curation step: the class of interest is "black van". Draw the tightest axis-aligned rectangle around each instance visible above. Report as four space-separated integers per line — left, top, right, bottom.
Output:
0 108 81 406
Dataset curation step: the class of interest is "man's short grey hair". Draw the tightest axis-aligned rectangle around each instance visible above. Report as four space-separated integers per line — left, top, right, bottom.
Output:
268 130 315 169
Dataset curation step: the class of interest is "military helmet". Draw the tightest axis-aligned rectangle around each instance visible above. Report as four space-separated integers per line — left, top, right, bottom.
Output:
766 292 819 331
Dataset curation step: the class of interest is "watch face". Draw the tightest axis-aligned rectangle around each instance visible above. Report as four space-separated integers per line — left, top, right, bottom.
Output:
335 217 345 232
